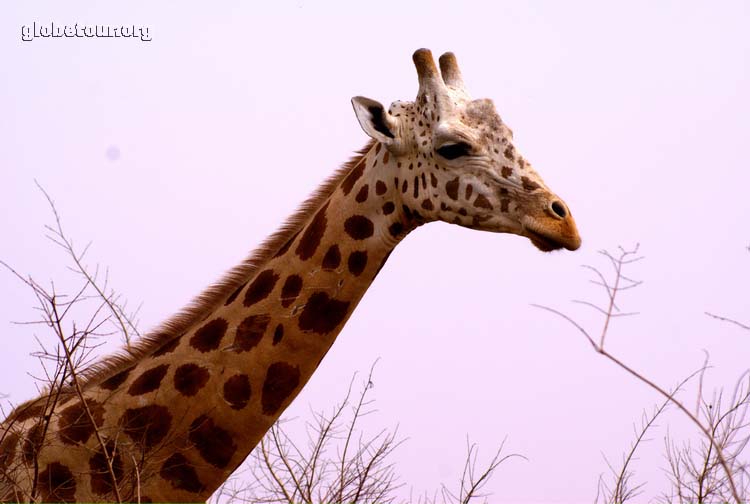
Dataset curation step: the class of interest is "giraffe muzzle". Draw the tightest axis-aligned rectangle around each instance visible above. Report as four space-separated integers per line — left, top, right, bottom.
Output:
521 213 581 252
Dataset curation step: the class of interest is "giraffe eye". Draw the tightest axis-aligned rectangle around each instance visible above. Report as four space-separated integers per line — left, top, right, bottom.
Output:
436 142 471 160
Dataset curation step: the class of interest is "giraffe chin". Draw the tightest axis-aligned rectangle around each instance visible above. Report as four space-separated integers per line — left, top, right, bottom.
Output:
526 230 566 252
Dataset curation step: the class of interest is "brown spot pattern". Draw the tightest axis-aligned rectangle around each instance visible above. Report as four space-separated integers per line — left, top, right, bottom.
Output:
262 362 301 415
160 453 205 493
501 166 513 178
521 176 541 191
389 222 404 237
344 215 374 240
504 145 515 160
341 160 365 196
11 403 43 422
375 180 387 195
152 337 180 357
281 275 303 308
431 173 438 188
465 184 473 199
296 202 329 260
382 201 395 215
128 364 169 396
190 318 229 352
298 292 350 334
474 194 493 210
59 399 104 445
274 229 301 258
224 281 247 306
89 440 123 496
174 363 210 397
22 422 43 463
413 176 419 198
348 251 368 276
38 462 76 502
446 177 459 200
421 199 434 211
223 374 252 410
501 198 510 212
0 431 19 470
355 184 369 203
322 244 341 270
189 415 237 468
100 367 133 391
121 405 172 449
243 269 280 307
234 314 271 351
383 151 389 163
273 324 284 345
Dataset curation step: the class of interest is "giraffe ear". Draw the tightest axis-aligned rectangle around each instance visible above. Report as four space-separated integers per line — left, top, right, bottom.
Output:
351 96 399 145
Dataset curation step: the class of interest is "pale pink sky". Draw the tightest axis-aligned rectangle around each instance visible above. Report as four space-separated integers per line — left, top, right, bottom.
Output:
2 2 749 502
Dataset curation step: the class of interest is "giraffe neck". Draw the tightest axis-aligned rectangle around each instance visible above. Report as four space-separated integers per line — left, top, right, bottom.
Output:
0 141 414 503
138 141 411 500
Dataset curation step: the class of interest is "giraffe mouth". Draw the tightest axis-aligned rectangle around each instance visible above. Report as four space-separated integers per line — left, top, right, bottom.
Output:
521 217 579 252
525 228 566 252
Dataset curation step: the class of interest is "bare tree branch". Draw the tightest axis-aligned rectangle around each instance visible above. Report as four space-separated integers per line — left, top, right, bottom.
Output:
534 244 743 503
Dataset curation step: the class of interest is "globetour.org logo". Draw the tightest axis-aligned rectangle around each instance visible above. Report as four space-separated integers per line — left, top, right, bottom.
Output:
21 22 152 42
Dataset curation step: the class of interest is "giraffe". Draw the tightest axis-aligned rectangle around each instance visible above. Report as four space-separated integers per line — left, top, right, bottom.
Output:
0 49 580 502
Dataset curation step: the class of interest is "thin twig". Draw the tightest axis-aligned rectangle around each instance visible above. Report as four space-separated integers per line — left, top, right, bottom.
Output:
534 244 742 503
705 312 750 332
49 299 122 503
36 181 140 347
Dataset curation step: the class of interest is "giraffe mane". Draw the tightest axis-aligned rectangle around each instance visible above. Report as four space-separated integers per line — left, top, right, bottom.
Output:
5 140 376 422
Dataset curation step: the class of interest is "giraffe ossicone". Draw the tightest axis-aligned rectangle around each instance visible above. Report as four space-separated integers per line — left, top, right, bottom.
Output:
0 48 580 502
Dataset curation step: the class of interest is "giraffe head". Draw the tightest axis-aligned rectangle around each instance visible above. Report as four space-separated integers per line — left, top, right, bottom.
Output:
351 49 581 252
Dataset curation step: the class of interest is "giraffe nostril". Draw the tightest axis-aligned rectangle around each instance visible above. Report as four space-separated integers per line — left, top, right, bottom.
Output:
550 200 567 219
